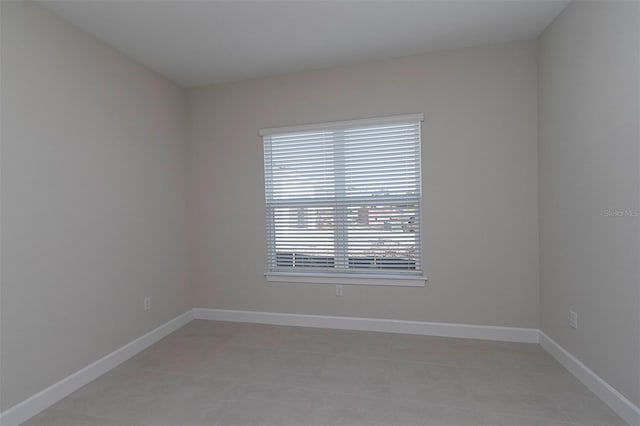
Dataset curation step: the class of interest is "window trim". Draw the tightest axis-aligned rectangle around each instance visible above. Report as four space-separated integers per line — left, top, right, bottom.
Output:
265 272 427 287
261 113 426 287
259 113 425 136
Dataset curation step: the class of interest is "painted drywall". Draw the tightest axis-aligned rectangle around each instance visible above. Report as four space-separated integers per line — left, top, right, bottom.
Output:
0 1 189 411
188 41 540 328
538 0 640 406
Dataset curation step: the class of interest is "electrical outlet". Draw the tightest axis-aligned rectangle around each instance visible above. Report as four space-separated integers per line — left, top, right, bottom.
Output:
144 297 151 311
569 310 577 329
335 285 343 296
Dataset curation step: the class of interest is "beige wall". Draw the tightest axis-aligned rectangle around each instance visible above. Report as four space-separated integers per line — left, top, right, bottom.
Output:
188 41 540 328
12 0 638 414
538 0 640 406
0 1 189 410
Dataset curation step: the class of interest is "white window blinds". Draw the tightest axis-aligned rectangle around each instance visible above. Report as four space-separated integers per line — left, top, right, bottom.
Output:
261 114 423 278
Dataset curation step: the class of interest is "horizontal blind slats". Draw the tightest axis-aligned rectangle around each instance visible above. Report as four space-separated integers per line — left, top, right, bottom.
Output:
264 117 422 274
267 196 420 207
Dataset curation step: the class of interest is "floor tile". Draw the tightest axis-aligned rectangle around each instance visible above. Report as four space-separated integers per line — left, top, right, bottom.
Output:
390 358 462 384
308 392 385 426
209 386 316 426
466 385 573 423
22 408 141 426
473 411 576 426
314 355 393 398
551 392 627 425
19 320 626 426
390 378 472 408
389 333 458 365
51 366 237 425
362 397 491 426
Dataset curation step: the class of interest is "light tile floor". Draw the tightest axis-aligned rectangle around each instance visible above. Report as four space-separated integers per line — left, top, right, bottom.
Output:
24 320 627 426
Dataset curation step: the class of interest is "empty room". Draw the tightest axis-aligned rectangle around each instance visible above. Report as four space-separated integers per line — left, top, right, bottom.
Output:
1 0 639 425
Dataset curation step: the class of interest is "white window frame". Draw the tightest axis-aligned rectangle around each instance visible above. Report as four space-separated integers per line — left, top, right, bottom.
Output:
260 114 427 287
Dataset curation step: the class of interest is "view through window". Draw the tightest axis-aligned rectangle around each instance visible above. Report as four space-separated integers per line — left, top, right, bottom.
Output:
262 115 423 278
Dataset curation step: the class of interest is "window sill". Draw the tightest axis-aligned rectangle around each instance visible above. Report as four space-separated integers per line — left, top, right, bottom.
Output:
265 272 427 287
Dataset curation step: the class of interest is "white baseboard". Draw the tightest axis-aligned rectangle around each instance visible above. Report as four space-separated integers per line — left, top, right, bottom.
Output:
0 310 193 426
192 308 540 343
539 332 640 426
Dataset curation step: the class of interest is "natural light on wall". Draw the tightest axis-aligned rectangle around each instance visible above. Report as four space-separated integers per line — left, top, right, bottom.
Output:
261 114 426 286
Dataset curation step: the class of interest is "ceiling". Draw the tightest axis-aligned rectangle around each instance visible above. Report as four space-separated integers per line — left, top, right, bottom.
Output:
39 0 569 88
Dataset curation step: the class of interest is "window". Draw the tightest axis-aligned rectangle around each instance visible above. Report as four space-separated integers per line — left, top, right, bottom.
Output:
261 114 425 286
